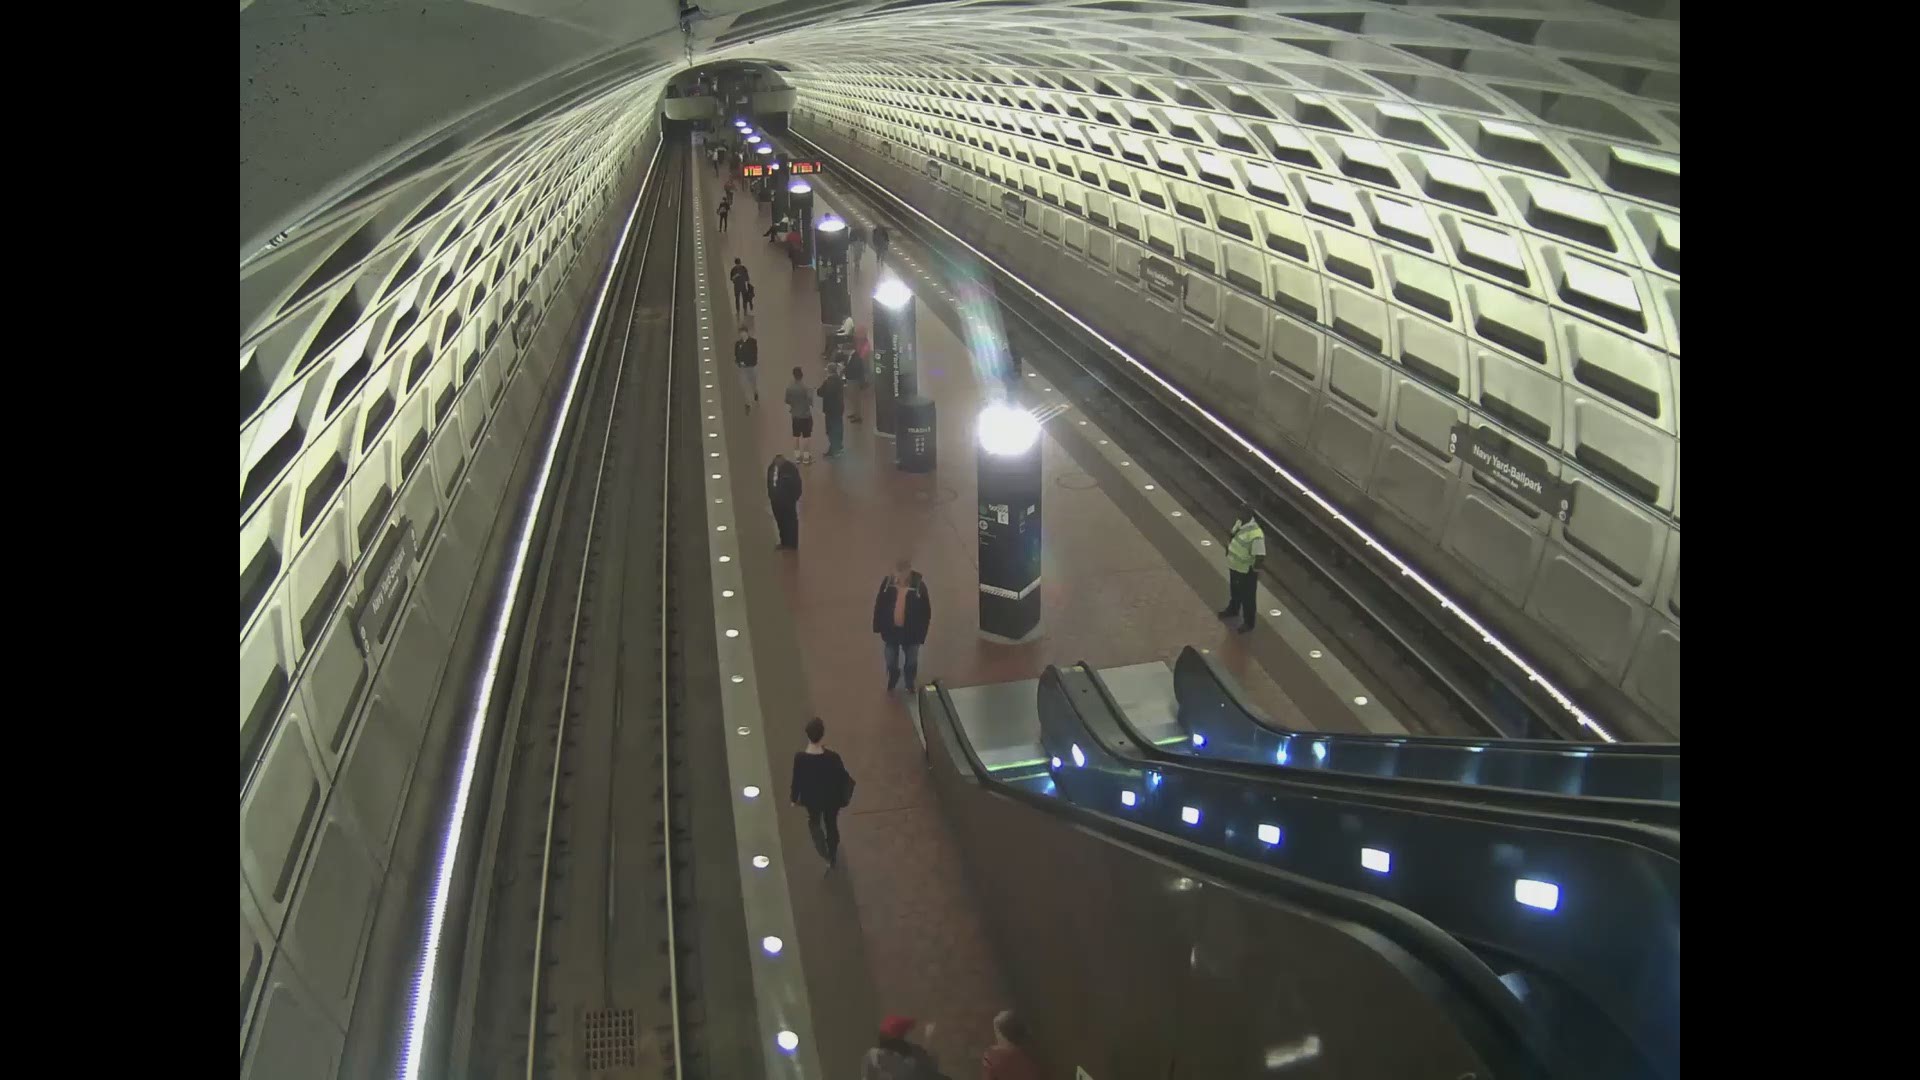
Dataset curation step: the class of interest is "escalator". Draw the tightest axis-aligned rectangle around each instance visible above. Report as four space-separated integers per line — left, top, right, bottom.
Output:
1170 646 1680 819
917 679 1555 1080
1035 662 1680 1080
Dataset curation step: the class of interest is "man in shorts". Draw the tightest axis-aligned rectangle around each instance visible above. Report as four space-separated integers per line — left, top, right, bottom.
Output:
784 366 815 464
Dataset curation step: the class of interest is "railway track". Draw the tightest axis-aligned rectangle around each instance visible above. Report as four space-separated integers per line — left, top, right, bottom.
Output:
459 144 702 1080
786 132 1572 742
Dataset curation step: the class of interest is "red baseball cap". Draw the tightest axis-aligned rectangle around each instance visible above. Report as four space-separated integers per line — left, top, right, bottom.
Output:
879 1015 916 1040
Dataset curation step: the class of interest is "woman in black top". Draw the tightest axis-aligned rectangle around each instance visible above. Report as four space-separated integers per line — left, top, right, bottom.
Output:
789 717 853 868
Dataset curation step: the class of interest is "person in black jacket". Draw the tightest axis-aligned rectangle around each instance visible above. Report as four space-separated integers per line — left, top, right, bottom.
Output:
817 362 846 458
729 258 751 315
872 558 932 692
768 454 802 550
789 717 854 868
735 326 760 412
872 223 891 268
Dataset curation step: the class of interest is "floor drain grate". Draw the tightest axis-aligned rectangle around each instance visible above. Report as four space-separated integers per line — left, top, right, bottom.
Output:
582 1008 637 1071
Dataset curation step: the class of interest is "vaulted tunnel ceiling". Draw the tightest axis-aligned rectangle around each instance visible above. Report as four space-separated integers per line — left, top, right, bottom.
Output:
242 0 1679 733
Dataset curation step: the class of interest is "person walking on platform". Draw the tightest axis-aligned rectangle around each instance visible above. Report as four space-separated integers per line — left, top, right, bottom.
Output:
729 258 751 316
789 717 854 869
981 1011 1043 1080
873 559 932 693
817 362 847 458
863 1016 940 1080
847 323 871 423
785 366 816 464
849 223 869 274
734 325 760 413
716 196 731 233
741 280 756 315
767 453 802 549
872 223 891 267
1216 502 1267 634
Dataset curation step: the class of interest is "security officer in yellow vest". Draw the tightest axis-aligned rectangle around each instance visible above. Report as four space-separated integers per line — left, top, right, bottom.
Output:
1217 503 1267 634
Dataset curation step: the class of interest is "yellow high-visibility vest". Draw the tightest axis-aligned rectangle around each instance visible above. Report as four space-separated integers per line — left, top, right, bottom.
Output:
1226 519 1265 573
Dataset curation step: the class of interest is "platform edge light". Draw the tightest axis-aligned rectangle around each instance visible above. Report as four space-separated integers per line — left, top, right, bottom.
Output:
788 133 1615 743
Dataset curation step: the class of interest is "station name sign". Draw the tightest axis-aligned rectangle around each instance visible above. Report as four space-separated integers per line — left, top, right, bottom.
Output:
350 520 421 655
1449 423 1574 521
1140 256 1185 303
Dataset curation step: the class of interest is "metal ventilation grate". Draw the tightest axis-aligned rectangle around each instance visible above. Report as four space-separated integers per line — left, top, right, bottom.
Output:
582 1008 637 1071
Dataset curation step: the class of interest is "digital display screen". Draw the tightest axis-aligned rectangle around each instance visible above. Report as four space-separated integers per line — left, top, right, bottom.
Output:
741 164 767 176
790 160 825 175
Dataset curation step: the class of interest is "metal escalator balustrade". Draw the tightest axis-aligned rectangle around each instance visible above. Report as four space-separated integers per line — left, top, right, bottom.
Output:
1033 664 1679 1080
1171 646 1680 824
916 680 1555 1080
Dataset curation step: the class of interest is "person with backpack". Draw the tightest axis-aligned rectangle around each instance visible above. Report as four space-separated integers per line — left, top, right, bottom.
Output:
817 362 847 458
734 325 760 413
789 717 854 869
872 558 932 692
767 453 802 550
729 258 751 316
872 223 891 267
784 366 815 464
717 196 731 233
862 1016 940 1080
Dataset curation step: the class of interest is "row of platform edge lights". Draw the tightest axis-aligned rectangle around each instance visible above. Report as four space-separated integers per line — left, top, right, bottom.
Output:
713 119 805 1061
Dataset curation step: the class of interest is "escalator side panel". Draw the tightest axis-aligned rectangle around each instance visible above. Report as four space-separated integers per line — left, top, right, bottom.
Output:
1052 667 1678 1080
921 685 1534 1080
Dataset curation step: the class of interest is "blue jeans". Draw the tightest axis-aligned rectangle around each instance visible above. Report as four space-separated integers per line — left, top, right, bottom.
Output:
884 640 921 688
825 412 845 455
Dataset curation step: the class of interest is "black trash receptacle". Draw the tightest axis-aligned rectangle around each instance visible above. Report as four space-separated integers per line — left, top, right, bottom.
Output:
897 396 937 473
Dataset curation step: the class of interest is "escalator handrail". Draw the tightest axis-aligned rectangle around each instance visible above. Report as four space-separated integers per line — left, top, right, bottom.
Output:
1175 650 1681 827
1178 647 1679 756
923 679 1556 1080
1095 659 1679 859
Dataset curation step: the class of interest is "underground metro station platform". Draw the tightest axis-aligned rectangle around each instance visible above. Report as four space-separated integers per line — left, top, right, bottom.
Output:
242 8 1678 1078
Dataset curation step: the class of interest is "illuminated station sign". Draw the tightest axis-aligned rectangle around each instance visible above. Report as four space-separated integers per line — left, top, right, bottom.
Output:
741 163 768 176
789 160 826 175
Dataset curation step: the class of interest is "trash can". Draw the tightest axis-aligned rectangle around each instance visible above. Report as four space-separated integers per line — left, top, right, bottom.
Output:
897 395 937 473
